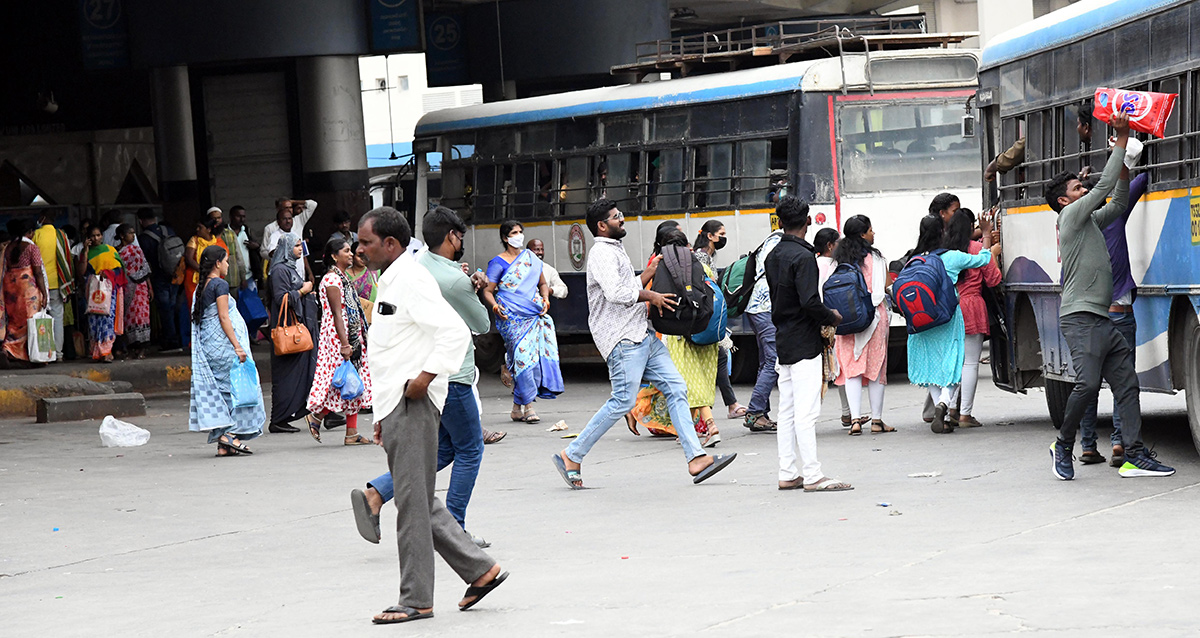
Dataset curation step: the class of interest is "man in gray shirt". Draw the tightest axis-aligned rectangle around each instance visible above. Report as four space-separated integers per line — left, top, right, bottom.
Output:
1046 111 1173 480
551 198 736 489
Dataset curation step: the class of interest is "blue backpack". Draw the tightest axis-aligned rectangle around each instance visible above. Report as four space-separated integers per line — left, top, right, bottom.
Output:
822 262 876 335
893 250 958 334
689 276 728 345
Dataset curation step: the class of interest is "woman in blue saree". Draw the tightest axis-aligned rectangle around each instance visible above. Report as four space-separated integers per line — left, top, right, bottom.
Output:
482 220 564 423
188 245 265 456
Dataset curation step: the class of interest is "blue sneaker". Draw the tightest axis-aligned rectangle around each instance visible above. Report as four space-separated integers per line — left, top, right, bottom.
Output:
1050 441 1074 481
1118 449 1175 477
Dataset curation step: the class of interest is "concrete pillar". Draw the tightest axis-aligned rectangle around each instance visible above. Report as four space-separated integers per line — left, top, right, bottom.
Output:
296 55 370 240
979 0 1035 47
149 65 199 225
414 152 429 241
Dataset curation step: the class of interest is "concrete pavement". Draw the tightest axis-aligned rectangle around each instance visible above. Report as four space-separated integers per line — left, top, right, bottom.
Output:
2 365 1199 637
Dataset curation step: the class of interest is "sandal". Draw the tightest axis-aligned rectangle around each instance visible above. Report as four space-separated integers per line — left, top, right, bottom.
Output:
625 413 640 436
552 452 584 489
870 419 896 433
522 405 541 423
372 606 433 624
344 433 373 446
848 418 865 436
510 404 525 422
217 435 252 455
701 418 721 448
803 477 854 492
483 429 507 444
957 415 983 428
306 414 323 442
459 570 509 611
727 404 748 419
215 445 240 457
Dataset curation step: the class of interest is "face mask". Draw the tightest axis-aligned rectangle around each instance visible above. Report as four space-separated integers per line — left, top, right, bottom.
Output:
452 247 465 261
507 233 525 249
714 237 727 250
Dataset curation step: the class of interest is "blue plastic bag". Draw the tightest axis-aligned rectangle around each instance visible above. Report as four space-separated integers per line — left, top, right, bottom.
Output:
230 359 260 408
331 360 364 401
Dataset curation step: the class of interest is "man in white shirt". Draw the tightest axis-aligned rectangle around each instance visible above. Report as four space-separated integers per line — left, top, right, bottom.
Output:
526 239 567 299
357 206 507 625
260 198 316 280
228 205 259 282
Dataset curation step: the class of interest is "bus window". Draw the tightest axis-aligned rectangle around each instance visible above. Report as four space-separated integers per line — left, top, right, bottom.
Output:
1117 20 1150 80
1154 76 1184 183
1025 112 1044 184
1083 31 1114 90
695 144 731 208
602 115 643 145
558 119 597 150
478 130 515 160
475 165 498 221
535 161 555 218
499 165 514 216
523 124 555 154
653 111 689 142
512 163 536 218
1026 55 1049 104
1000 64 1024 109
657 148 684 210
738 140 770 205
1151 6 1189 66
1058 105 1080 175
605 153 639 213
1052 45 1082 97
441 166 468 216
839 102 981 195
560 156 590 218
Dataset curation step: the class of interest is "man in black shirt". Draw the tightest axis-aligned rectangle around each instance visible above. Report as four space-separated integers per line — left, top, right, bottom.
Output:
764 197 853 492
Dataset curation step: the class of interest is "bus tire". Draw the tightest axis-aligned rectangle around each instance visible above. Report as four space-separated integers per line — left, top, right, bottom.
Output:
473 333 506 374
1045 378 1071 430
1182 324 1200 455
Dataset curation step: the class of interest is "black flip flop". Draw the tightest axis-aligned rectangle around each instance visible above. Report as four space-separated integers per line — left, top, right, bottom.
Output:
692 453 737 484
459 571 509 611
372 606 432 624
350 489 380 544
218 436 252 455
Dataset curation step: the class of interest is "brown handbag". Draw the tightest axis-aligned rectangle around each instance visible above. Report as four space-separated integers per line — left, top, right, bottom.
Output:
271 293 313 356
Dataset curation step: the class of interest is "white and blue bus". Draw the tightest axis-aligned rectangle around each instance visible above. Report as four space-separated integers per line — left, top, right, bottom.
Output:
410 49 982 376
980 0 1200 450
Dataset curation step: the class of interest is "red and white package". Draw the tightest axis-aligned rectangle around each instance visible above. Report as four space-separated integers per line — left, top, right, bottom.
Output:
1092 87 1178 138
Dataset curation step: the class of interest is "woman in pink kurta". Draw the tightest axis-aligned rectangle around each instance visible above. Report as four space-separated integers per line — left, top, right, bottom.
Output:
951 212 1002 427
832 215 893 435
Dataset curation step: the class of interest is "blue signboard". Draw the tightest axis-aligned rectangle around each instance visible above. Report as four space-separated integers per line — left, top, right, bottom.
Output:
78 0 130 70
425 13 469 87
367 0 425 54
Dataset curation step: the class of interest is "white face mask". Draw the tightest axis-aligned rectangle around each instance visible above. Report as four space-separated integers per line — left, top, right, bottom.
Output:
507 233 525 249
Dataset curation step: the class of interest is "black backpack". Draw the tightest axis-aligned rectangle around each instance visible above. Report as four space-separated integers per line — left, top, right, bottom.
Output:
649 245 714 336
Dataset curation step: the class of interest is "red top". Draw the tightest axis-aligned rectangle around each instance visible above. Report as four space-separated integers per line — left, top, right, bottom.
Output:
958 241 1002 336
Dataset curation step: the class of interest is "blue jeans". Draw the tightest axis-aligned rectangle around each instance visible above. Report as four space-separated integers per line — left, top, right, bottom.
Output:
1080 310 1135 451
151 281 181 349
566 331 705 464
747 311 778 417
367 382 484 528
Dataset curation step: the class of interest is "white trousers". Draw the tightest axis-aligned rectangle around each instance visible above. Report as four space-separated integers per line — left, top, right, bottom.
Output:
776 356 824 483
47 290 65 356
844 375 886 420
952 334 985 416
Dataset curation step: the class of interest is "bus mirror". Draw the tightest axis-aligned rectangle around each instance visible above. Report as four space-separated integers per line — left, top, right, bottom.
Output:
962 114 976 138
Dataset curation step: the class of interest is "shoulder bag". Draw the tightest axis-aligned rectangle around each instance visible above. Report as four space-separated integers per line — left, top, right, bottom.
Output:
271 293 313 356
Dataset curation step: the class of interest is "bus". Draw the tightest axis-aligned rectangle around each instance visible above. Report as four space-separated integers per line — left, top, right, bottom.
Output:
411 48 982 377
979 0 1200 450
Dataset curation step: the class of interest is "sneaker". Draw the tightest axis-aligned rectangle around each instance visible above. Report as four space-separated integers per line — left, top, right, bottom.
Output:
1118 449 1175 478
1050 441 1074 481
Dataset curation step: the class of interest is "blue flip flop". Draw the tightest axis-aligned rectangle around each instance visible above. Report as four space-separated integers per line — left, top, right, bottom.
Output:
551 453 583 489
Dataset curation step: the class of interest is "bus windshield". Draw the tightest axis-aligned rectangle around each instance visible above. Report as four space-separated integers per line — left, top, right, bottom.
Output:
839 101 979 194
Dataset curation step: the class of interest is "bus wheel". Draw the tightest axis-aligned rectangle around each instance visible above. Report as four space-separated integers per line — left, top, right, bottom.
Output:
1045 378 1071 430
473 333 506 374
1182 324 1200 454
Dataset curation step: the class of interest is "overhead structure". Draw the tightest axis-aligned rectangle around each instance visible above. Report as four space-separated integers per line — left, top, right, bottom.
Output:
613 15 977 79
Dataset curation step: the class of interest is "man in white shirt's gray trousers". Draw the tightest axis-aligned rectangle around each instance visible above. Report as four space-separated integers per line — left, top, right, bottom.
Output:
357 207 508 625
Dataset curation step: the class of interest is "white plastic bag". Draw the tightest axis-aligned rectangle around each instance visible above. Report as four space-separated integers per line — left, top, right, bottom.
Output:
99 416 151 447
27 310 56 363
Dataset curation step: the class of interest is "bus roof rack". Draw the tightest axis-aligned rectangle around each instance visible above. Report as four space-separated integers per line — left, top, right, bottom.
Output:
611 15 975 80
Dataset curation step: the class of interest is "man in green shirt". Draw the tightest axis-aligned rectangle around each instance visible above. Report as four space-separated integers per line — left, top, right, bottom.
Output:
351 206 497 548
1046 111 1173 480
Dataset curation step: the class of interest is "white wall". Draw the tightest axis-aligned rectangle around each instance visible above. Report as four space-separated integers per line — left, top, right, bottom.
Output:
358 54 483 147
